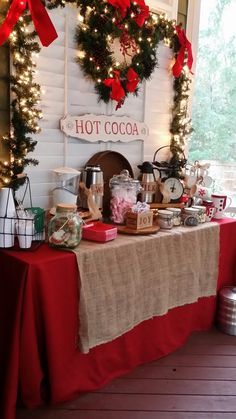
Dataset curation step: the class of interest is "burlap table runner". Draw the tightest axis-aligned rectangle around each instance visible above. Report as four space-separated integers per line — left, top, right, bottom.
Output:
73 222 220 353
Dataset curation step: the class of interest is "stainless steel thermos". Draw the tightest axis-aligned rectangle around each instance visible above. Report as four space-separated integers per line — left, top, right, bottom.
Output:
137 161 160 203
80 165 104 209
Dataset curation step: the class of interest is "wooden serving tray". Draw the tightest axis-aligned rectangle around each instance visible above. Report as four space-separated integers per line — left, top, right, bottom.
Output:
117 225 160 235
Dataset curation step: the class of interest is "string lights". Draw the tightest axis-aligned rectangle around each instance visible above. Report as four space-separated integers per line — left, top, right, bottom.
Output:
0 10 41 189
170 57 193 162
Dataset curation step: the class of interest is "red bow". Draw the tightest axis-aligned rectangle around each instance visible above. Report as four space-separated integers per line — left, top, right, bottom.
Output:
126 68 139 92
132 0 150 27
103 70 125 104
172 26 193 78
0 0 58 47
107 0 130 19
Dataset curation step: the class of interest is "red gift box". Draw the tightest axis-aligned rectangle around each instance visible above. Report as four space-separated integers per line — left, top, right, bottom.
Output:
82 222 117 242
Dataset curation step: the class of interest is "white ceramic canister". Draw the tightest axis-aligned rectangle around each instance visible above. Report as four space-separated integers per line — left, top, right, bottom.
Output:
157 210 173 230
192 205 207 223
182 207 199 227
166 208 181 226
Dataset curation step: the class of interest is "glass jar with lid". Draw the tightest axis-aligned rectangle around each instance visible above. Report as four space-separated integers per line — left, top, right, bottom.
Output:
157 209 174 229
48 204 82 249
192 205 207 223
181 207 199 227
109 170 142 224
166 207 182 226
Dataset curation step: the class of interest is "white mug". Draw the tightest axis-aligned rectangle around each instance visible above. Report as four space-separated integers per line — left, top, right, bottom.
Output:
191 184 212 200
211 194 232 219
184 174 197 188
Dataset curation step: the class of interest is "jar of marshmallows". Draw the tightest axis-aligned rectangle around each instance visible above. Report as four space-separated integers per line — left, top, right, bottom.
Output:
109 170 142 224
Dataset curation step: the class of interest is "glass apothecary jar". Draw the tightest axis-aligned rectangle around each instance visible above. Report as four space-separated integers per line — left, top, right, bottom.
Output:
166 207 181 226
157 210 174 230
48 204 82 249
182 207 199 227
192 205 207 223
109 170 142 224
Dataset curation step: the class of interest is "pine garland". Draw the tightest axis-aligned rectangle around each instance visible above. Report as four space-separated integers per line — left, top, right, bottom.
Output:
0 11 41 189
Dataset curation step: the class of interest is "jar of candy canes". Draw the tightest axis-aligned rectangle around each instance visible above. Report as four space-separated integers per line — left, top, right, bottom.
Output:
109 170 142 224
48 204 82 248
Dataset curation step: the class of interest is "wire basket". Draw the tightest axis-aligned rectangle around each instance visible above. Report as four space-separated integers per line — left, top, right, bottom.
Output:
0 178 45 250
152 145 187 179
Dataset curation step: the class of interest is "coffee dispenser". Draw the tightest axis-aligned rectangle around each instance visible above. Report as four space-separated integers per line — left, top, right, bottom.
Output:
137 161 160 203
52 167 81 207
80 165 104 210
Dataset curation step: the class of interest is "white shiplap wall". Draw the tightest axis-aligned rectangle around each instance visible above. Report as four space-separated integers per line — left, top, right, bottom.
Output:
23 0 178 209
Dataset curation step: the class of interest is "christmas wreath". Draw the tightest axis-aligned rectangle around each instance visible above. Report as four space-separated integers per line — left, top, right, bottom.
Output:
74 0 178 109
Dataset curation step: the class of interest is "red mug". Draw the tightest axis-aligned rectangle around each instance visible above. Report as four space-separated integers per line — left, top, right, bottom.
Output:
202 200 216 222
211 194 232 219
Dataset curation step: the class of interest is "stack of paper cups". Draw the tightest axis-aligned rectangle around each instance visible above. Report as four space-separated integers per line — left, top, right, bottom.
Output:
0 188 16 217
16 219 34 249
0 188 16 248
0 218 15 248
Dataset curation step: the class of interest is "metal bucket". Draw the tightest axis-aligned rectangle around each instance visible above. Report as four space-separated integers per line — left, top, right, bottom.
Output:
217 286 236 335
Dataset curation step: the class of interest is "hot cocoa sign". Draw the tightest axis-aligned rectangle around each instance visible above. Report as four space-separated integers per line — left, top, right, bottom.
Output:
60 114 148 142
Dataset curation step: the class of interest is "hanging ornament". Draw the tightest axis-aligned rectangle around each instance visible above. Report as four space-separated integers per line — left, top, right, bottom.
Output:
0 0 58 47
119 29 138 61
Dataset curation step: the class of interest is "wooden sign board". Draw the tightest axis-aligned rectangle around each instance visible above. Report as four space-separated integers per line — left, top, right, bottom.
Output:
60 114 148 142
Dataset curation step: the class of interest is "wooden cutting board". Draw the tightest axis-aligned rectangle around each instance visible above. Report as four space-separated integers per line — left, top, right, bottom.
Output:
85 151 134 217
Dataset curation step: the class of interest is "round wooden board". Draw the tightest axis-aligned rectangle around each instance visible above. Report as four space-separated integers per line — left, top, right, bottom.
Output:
117 225 160 235
84 151 134 217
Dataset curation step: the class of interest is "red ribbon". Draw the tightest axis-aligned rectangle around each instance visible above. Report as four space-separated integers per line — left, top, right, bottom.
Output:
103 70 125 103
132 0 149 27
107 0 149 25
126 68 139 92
0 0 58 47
107 0 130 19
172 26 193 78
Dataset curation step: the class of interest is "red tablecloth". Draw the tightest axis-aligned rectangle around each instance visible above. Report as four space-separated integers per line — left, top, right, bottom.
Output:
0 218 235 419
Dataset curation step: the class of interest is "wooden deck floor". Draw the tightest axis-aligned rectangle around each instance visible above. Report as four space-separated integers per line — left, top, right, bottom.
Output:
16 327 236 419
